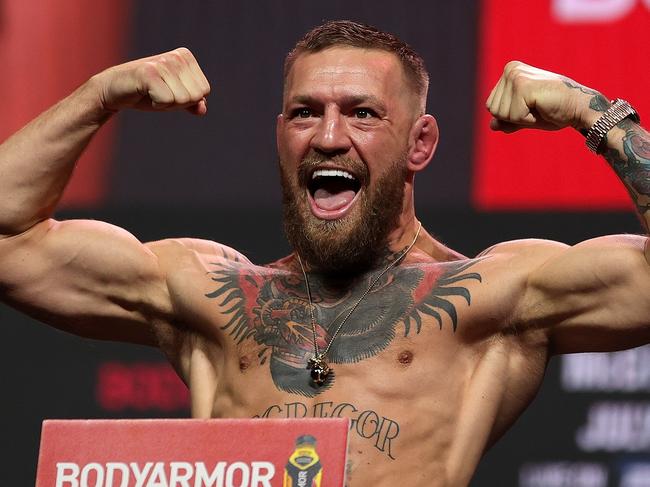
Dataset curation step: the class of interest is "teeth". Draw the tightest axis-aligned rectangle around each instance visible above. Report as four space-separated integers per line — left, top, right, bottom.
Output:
311 169 356 180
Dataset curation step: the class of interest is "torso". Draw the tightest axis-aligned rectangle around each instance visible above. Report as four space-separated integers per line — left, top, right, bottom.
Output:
149 238 553 487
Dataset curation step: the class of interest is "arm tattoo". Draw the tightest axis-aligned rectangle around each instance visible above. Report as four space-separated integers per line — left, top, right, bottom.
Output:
562 79 610 112
205 252 483 397
601 119 650 214
563 79 611 136
563 79 650 213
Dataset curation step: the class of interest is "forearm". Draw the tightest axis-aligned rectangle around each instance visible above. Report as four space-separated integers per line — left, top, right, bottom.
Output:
0 76 111 237
570 90 650 230
600 119 650 229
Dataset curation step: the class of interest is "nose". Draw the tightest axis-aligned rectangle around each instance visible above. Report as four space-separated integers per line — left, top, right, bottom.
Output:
310 107 352 157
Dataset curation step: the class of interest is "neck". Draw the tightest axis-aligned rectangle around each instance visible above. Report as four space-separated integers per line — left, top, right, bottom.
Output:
382 182 423 254
384 213 421 253
386 190 466 262
295 219 422 280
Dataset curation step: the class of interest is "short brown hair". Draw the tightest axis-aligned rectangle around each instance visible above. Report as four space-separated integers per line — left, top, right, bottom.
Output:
284 20 429 106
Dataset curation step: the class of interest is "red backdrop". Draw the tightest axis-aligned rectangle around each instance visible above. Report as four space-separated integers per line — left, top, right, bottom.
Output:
0 0 130 207
473 0 650 210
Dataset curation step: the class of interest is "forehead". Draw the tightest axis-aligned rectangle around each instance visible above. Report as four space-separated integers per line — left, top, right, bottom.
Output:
284 47 410 102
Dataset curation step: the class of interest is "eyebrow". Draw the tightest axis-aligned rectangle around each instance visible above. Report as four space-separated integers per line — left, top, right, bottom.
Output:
288 94 387 113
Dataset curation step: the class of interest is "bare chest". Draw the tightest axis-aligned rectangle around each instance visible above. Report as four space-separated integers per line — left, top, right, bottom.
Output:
160 254 546 485
189 258 506 394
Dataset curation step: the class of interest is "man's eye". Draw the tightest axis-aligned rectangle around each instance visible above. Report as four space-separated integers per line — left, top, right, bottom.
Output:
292 108 313 118
354 108 376 119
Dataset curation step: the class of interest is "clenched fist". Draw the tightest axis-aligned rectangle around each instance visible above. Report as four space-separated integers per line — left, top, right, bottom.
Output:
92 47 211 116
486 61 609 134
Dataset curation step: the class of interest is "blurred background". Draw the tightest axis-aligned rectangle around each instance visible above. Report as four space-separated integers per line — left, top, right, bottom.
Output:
1 0 649 485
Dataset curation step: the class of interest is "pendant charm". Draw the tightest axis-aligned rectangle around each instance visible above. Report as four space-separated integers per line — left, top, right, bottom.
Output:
307 355 331 385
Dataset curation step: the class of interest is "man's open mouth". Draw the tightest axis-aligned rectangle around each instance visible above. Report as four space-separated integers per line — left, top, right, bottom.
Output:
307 168 362 220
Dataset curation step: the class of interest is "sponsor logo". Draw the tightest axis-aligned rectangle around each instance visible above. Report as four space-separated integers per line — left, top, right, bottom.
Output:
283 435 322 487
553 0 650 22
54 461 275 487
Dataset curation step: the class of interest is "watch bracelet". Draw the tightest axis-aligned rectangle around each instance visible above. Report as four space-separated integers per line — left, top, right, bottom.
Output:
585 98 636 153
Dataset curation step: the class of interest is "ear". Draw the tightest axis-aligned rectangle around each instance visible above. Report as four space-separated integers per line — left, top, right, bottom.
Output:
407 114 439 172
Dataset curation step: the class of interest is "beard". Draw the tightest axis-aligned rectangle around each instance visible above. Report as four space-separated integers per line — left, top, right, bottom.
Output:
281 152 407 276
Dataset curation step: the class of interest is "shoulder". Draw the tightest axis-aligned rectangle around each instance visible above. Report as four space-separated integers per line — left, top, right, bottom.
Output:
475 238 570 273
142 239 257 365
145 237 253 268
479 235 649 280
467 239 571 314
477 238 568 259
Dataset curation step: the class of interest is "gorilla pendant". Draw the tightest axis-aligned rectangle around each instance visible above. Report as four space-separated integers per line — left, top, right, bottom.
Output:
308 355 330 385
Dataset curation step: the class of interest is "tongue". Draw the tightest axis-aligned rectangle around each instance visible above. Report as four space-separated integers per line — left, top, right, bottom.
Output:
313 188 356 211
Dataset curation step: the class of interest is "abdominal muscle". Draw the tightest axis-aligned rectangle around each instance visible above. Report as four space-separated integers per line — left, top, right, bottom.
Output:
180 327 544 487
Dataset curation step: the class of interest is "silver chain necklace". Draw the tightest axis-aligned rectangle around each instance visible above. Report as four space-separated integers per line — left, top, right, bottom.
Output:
296 221 422 385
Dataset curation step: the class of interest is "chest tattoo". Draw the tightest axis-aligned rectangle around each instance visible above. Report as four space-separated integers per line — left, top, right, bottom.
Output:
205 253 482 397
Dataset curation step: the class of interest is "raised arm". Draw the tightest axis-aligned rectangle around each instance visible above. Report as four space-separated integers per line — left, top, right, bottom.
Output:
0 48 210 345
486 61 650 354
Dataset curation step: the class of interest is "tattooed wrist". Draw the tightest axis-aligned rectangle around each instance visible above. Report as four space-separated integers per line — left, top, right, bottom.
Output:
562 79 610 132
562 79 600 97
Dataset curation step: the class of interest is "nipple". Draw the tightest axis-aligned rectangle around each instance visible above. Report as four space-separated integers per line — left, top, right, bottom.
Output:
398 350 413 366
239 355 251 372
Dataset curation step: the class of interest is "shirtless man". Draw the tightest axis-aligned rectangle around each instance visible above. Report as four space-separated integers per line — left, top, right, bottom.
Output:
1 20 649 486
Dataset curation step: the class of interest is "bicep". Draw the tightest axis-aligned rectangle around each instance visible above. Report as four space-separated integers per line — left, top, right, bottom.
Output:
0 218 173 345
518 235 650 354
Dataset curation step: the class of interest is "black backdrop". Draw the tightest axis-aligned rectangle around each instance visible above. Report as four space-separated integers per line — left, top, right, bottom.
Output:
109 0 478 210
1 1 649 485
